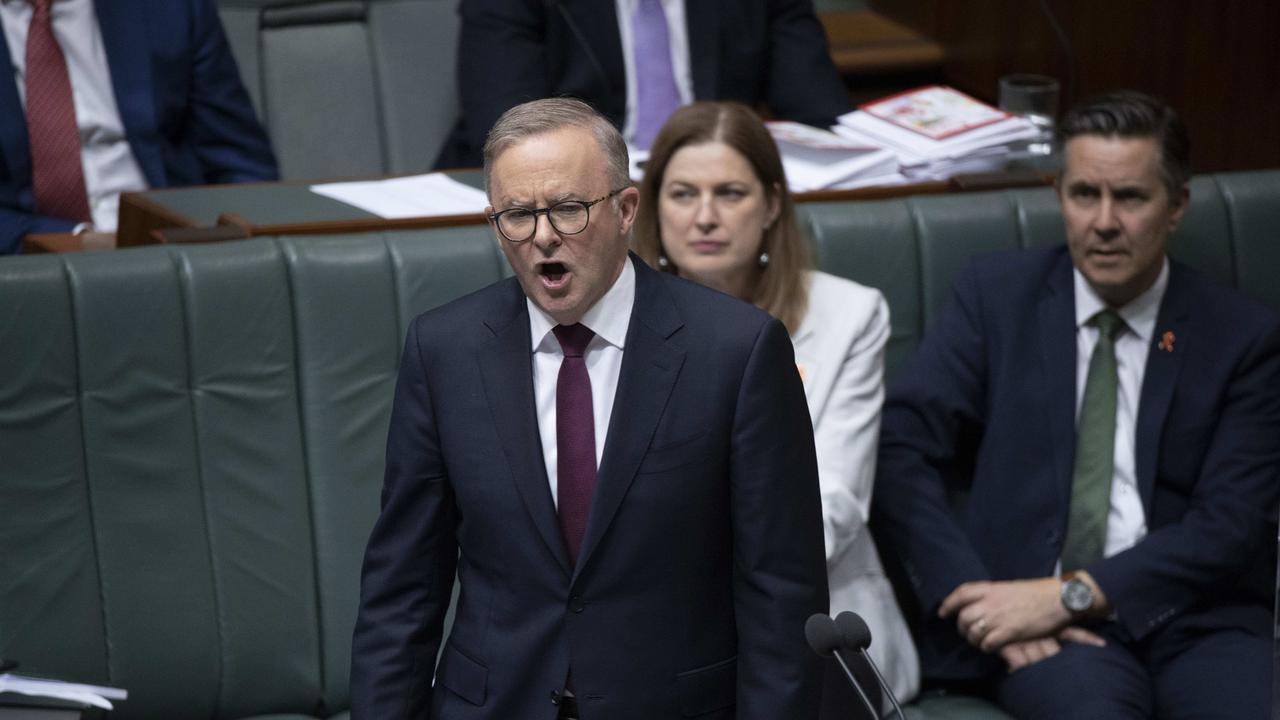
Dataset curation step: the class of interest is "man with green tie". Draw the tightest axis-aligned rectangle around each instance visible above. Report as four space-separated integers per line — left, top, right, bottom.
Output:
872 91 1280 719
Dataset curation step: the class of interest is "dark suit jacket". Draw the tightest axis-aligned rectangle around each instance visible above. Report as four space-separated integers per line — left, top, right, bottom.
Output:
437 0 851 168
0 0 277 254
351 256 829 719
872 246 1280 681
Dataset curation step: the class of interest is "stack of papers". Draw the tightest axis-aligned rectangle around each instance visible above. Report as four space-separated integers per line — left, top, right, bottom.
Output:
0 673 128 710
310 173 489 219
833 86 1041 181
766 121 902 192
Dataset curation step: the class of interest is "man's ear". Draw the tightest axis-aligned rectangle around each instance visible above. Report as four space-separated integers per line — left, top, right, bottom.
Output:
1167 184 1190 233
616 186 641 231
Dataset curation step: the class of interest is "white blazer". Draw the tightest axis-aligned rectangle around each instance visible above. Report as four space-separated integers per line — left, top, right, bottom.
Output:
792 271 920 705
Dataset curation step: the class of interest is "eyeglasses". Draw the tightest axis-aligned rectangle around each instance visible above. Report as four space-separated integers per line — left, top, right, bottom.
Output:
488 188 626 243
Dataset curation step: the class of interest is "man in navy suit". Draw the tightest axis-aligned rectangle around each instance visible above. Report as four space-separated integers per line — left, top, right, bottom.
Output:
436 0 850 168
351 97 828 719
0 0 277 254
872 91 1280 718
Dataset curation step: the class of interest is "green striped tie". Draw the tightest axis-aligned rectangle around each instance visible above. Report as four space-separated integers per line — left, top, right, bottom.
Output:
1061 309 1124 572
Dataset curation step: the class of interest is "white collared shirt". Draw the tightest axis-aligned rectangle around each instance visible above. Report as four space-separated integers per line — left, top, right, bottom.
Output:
1 0 149 231
614 0 693 146
1070 257 1170 560
529 256 636 506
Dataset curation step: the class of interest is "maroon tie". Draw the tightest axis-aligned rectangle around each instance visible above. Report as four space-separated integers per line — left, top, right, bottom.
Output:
554 323 597 566
25 0 91 222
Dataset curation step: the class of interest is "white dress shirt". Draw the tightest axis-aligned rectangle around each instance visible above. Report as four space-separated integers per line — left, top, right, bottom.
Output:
1 0 149 231
530 256 636 506
614 0 693 146
1072 257 1170 560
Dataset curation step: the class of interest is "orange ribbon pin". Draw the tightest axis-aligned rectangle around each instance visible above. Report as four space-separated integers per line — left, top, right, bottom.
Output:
1158 331 1176 352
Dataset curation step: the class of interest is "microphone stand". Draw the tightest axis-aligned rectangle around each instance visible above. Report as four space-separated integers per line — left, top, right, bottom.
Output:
831 647 881 720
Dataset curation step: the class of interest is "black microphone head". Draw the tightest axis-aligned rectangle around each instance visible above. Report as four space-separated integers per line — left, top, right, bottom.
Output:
834 611 873 651
804 613 841 658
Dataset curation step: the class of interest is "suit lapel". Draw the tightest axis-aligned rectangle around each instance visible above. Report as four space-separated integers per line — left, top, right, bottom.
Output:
0 27 31 191
478 281 573 577
1038 254 1079 509
683 0 719 99
1134 263 1191 511
574 258 685 579
94 0 162 185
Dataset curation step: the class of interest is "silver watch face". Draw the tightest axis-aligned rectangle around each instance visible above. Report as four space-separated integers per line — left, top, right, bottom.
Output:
1061 579 1093 613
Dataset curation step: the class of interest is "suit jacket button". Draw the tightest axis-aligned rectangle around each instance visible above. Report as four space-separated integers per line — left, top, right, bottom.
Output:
570 595 585 613
551 690 561 706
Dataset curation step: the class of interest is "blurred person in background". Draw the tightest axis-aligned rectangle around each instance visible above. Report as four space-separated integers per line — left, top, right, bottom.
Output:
0 0 277 254
437 0 850 168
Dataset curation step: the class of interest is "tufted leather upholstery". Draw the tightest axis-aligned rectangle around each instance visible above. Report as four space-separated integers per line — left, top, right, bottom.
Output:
217 0 461 181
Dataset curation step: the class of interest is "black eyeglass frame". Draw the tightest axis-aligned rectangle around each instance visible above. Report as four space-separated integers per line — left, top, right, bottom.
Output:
487 188 627 243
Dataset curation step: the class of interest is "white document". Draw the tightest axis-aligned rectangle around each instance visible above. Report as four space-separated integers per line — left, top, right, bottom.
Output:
766 121 899 192
0 673 128 710
835 110 1038 162
310 173 490 219
781 147 899 192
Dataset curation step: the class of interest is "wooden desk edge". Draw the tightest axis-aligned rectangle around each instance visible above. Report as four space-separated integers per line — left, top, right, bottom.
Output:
35 173 1053 253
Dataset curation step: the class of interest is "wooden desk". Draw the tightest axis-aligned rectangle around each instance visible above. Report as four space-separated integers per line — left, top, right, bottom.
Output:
25 169 1053 254
115 171 492 249
820 10 945 76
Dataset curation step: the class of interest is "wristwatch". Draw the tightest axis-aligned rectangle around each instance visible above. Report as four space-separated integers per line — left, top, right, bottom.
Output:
1060 573 1094 615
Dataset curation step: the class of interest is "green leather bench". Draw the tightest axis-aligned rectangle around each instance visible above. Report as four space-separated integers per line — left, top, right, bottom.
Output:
2 170 1277 719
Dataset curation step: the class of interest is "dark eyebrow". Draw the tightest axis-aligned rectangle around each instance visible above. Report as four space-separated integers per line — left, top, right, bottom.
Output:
1065 180 1099 193
1112 186 1149 199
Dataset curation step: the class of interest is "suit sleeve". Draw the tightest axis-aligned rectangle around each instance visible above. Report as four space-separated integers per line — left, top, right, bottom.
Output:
350 319 458 720
184 0 278 183
871 262 994 616
456 0 552 163
1089 316 1280 640
762 0 851 127
814 291 889 565
730 317 828 719
0 207 75 255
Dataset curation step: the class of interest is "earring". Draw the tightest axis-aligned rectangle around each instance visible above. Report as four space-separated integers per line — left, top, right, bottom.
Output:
657 254 670 269
758 251 770 268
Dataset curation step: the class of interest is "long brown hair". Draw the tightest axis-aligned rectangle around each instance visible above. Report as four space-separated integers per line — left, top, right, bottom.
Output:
633 102 811 334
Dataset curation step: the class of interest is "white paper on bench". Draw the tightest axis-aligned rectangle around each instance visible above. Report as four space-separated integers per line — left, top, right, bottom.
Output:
0 673 127 710
310 173 489 219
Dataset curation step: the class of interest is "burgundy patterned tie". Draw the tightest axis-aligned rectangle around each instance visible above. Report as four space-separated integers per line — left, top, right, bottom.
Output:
25 0 91 222
554 323 597 566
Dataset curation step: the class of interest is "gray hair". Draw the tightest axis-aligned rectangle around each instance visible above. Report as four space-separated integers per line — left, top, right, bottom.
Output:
482 98 631 197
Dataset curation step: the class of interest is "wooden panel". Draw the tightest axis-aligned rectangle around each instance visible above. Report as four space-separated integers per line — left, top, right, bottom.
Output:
871 0 1280 174
820 10 945 75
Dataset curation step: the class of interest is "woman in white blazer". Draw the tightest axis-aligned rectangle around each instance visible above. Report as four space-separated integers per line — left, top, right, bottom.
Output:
633 102 919 717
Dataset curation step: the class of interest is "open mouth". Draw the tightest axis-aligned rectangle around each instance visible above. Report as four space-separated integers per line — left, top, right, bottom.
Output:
539 262 570 289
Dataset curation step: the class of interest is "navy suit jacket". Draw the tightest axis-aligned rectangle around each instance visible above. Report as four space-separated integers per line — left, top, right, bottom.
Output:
436 0 851 168
0 0 277 253
351 256 829 719
872 246 1280 681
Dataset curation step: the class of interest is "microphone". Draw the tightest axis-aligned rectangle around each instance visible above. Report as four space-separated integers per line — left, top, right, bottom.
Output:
804 613 879 720
834 611 907 720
